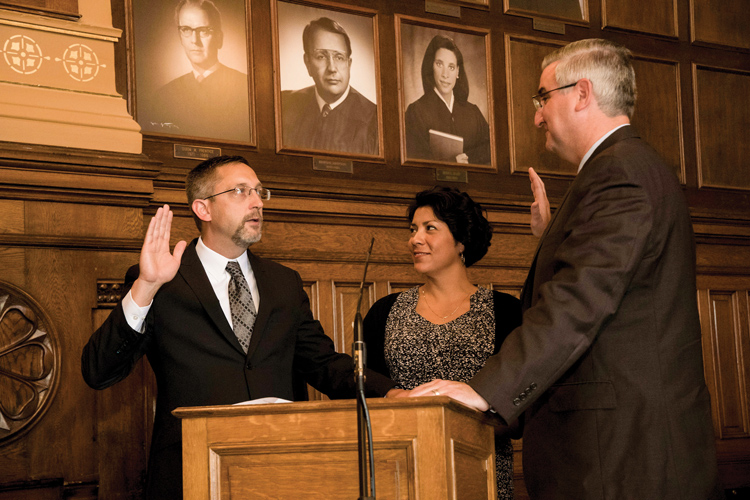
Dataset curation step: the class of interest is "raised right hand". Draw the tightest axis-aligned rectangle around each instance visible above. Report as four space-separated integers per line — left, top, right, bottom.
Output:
131 205 187 306
529 167 551 237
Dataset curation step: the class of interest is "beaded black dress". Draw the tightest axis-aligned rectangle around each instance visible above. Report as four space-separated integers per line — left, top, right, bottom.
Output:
363 286 522 500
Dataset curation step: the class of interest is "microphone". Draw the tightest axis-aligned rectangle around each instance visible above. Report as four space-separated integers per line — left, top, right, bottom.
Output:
353 237 375 500
353 237 374 381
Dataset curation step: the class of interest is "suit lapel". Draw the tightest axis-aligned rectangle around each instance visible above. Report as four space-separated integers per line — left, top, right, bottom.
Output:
179 241 246 355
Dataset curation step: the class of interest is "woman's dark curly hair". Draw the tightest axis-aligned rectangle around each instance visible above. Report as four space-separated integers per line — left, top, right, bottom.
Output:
407 186 492 267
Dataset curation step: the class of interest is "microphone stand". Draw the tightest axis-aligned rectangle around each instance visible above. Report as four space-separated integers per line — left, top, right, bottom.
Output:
353 238 375 500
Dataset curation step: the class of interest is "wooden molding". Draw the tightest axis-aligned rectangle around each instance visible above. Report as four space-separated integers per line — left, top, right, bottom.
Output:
0 141 160 207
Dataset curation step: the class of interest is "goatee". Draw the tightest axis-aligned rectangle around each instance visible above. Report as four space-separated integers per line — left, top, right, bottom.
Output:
232 213 262 247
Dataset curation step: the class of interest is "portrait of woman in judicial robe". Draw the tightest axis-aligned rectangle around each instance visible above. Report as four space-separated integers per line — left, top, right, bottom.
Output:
399 20 493 167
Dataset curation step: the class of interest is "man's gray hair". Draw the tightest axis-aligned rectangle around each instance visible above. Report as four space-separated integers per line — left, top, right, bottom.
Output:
543 38 637 119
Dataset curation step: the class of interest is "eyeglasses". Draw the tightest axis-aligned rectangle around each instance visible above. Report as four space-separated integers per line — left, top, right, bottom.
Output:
532 81 578 110
204 186 271 201
309 49 349 66
178 26 215 38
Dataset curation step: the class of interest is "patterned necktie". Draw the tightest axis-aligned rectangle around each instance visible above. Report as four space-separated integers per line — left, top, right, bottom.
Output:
225 261 256 353
321 103 332 118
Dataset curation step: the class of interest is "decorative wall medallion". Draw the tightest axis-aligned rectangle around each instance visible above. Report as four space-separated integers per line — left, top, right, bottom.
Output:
62 43 104 82
2 35 45 75
0 35 106 82
0 281 60 444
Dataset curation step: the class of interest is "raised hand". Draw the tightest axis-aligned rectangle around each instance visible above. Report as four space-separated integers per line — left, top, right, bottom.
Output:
131 205 187 306
529 167 551 237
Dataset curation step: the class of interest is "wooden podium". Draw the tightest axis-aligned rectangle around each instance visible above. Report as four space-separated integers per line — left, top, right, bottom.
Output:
174 397 501 499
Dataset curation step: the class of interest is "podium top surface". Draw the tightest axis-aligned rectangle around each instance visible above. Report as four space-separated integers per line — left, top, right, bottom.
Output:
173 396 502 427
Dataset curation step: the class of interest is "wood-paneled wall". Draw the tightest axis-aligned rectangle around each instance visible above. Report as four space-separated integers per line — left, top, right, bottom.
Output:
1 0 749 497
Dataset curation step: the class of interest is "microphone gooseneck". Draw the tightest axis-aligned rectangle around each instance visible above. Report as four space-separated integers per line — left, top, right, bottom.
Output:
353 237 375 500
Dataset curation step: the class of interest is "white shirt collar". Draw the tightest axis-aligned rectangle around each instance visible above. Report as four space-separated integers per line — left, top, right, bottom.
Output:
578 124 630 173
196 236 251 280
193 62 222 80
433 87 454 113
314 85 350 112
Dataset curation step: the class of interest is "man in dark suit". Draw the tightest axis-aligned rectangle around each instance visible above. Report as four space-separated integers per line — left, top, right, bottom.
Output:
81 155 396 500
402 39 723 499
281 17 378 155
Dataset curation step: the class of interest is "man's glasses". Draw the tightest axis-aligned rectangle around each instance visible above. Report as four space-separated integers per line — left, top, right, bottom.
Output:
204 186 271 201
178 26 215 39
310 49 349 66
532 81 578 110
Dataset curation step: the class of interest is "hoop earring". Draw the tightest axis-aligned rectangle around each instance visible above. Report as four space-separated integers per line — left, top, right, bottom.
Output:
460 252 466 265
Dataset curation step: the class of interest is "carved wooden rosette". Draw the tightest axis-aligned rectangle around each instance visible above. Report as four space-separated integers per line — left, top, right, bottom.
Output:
0 281 60 444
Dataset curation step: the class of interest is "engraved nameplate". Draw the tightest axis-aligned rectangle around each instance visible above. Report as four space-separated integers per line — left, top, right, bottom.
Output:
436 168 468 183
174 144 222 160
313 157 354 173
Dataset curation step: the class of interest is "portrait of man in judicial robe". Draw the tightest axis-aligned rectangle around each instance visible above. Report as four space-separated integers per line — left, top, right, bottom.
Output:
275 1 380 157
134 0 252 144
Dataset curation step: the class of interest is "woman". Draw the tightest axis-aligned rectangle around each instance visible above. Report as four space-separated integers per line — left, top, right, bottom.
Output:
364 187 521 499
405 35 491 165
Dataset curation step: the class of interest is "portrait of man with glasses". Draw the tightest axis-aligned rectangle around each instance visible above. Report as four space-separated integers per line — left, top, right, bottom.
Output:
135 0 251 143
278 7 379 156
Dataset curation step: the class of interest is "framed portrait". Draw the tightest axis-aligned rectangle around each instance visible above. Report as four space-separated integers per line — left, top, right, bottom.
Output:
273 0 382 158
397 16 494 170
132 0 255 145
505 0 588 23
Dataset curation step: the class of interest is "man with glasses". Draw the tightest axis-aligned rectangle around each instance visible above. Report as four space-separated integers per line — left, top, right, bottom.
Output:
403 39 722 499
146 0 250 142
82 156 397 500
281 17 378 155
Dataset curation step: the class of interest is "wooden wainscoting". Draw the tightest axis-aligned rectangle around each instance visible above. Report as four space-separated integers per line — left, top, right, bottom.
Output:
697 274 750 491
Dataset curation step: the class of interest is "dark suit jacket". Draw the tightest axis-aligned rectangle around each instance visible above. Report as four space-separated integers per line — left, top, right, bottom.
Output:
281 85 378 155
469 126 721 499
81 240 395 500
